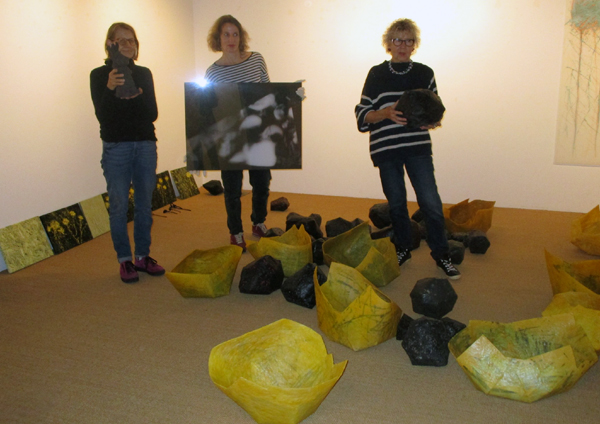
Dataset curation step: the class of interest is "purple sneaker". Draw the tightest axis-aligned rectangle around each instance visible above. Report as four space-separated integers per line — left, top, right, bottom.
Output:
134 256 165 276
120 260 139 283
252 223 268 238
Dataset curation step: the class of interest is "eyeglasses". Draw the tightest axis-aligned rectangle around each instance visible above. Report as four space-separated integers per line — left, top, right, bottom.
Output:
391 38 415 47
115 38 136 46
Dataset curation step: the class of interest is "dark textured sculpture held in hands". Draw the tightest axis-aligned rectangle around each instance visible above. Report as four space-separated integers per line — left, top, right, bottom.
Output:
395 89 445 129
107 42 139 99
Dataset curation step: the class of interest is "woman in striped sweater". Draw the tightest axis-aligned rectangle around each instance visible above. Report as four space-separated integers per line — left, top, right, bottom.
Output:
205 15 271 250
355 18 460 280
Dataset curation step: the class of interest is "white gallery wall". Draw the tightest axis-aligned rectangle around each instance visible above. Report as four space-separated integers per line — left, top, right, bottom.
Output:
1 0 599 271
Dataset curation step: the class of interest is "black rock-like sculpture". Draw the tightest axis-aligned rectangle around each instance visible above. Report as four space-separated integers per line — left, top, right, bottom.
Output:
410 220 421 250
264 227 285 238
239 255 284 295
448 240 465 265
325 217 363 238
270 197 290 211
371 225 394 241
396 313 414 341
395 89 445 129
312 238 327 266
202 180 224 195
351 218 365 227
449 232 470 247
106 42 138 99
286 212 323 239
281 263 327 309
402 316 454 366
410 278 457 319
368 202 391 229
441 317 467 340
468 230 490 254
411 209 424 223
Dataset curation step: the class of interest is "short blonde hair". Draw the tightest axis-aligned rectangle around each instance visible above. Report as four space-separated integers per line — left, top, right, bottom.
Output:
207 15 250 53
382 18 420 53
105 22 139 61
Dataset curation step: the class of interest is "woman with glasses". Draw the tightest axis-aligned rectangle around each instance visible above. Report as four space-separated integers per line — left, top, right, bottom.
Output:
204 15 271 251
354 18 460 280
90 22 165 283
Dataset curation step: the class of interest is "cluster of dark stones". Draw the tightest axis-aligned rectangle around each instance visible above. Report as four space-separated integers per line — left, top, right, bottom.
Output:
448 230 490 254
397 278 465 366
286 212 323 239
394 89 445 129
270 197 290 211
369 203 422 250
325 217 364 238
202 180 224 195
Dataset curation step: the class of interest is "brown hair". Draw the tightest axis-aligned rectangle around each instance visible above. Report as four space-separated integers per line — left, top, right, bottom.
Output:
207 15 250 53
105 22 139 60
382 18 421 53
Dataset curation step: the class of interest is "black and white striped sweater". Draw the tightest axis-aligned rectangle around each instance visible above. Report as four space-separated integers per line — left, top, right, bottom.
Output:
205 52 270 83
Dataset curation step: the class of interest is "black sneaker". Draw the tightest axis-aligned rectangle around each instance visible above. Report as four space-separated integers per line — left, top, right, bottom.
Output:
436 256 461 280
396 247 412 266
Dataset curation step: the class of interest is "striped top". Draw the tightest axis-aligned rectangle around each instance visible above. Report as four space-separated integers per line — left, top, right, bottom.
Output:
205 52 270 83
355 61 437 166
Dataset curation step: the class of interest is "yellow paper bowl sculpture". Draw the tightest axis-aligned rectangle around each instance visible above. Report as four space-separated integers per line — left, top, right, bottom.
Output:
443 199 495 233
208 319 347 424
544 250 600 296
165 245 243 298
448 314 598 403
314 262 402 351
571 205 600 255
543 292 600 352
322 221 400 287
247 225 312 277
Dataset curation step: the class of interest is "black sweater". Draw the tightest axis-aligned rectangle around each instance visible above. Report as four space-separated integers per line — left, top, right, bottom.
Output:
355 61 437 166
90 60 158 142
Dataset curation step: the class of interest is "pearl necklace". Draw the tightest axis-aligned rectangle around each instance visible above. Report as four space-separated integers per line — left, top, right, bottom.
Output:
389 60 413 75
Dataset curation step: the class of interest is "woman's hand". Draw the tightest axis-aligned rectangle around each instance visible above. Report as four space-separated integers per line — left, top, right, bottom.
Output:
107 68 124 91
365 101 407 125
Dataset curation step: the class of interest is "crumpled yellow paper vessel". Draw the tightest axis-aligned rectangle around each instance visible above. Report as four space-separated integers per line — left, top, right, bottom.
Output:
165 245 243 297
247 225 312 277
544 250 600 296
322 221 400 287
208 319 347 424
571 205 600 255
314 262 402 351
448 314 598 403
543 292 600 352
443 199 495 233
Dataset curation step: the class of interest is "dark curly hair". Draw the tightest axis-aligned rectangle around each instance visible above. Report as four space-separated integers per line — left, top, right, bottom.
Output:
207 15 250 53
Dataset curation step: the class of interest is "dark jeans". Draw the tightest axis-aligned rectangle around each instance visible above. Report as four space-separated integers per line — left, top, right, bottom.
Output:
101 141 157 262
221 169 271 235
378 155 448 260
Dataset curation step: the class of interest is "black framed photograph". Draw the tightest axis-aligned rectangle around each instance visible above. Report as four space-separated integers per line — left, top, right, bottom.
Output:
185 82 302 171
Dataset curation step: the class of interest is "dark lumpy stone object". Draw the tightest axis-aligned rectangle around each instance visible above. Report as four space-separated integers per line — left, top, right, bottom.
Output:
286 212 323 239
202 180 224 195
312 238 327 266
369 202 391 229
264 227 285 238
448 240 465 265
410 278 458 319
270 197 290 211
411 209 425 223
468 230 490 254
449 232 470 247
281 263 327 309
441 317 467 340
395 89 445 129
401 316 460 366
396 313 414 341
107 43 138 99
371 225 394 241
239 255 284 295
410 220 421 250
325 217 363 238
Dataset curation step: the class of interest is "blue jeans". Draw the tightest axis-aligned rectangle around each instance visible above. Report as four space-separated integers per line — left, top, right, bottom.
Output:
378 155 448 260
101 141 157 262
221 169 271 234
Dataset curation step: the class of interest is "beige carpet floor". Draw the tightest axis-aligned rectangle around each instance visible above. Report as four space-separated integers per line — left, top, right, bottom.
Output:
1 191 599 424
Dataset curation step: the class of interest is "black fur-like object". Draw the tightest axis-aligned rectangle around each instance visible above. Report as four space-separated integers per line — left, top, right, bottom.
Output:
395 89 445 129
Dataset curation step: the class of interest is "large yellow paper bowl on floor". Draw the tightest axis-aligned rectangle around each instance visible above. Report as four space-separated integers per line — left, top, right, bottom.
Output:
314 262 402 351
247 225 312 277
543 292 600 352
322 221 400 287
571 205 600 255
208 319 347 424
444 199 495 233
448 314 598 403
544 250 600 295
165 246 243 297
